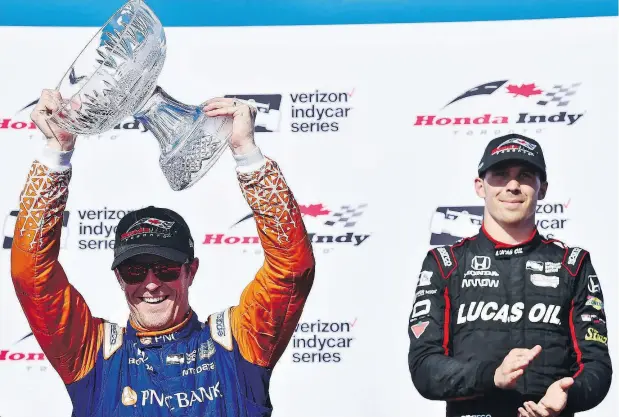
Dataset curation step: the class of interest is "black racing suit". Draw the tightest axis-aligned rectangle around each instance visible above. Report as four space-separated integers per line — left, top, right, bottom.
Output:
408 227 612 417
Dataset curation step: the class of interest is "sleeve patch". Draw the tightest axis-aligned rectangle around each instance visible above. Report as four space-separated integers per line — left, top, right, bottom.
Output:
209 308 233 351
103 321 124 360
563 247 588 276
431 246 457 278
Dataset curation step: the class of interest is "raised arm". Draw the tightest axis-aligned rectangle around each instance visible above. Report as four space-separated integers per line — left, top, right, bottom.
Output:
202 97 315 368
10 90 102 384
231 153 315 367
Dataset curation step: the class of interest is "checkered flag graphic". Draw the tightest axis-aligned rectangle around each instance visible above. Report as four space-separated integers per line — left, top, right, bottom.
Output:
536 83 581 107
324 204 367 227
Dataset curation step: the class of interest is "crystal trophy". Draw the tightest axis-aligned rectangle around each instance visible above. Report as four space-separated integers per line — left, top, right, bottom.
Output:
50 0 233 191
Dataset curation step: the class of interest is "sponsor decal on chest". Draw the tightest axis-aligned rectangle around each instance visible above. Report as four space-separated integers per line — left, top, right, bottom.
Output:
495 247 523 257
530 274 560 288
526 261 561 274
457 302 561 325
122 382 223 410
462 256 499 287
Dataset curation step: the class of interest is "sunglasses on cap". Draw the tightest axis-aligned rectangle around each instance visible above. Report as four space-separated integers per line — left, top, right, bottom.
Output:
117 260 187 285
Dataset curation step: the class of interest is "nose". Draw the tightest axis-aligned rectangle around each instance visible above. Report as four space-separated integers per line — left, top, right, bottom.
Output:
505 177 522 193
142 269 163 291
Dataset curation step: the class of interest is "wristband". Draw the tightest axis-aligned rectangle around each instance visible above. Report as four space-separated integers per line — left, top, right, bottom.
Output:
234 146 266 173
39 143 74 172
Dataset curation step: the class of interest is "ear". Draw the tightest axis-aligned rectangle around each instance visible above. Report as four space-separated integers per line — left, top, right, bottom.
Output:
187 258 200 286
538 181 548 201
474 177 486 199
114 269 127 291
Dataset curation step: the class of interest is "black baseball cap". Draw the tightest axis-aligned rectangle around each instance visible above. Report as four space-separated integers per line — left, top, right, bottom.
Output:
111 206 195 270
477 134 547 181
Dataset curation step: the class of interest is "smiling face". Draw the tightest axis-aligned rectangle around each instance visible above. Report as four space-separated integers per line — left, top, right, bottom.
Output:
475 161 548 229
114 254 199 331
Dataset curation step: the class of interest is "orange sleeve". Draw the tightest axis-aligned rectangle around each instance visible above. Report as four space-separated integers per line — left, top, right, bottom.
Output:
231 158 316 368
10 161 102 384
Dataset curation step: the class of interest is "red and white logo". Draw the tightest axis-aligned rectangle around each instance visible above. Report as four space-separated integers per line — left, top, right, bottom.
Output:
410 321 429 339
121 217 175 240
413 80 585 132
498 137 537 151
142 218 174 229
203 202 371 248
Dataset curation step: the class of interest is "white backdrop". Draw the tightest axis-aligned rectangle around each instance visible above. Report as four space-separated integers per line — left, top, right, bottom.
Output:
0 16 617 417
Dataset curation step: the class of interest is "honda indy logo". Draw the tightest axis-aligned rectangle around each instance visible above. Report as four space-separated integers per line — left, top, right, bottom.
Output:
457 301 561 325
204 203 371 248
413 80 586 132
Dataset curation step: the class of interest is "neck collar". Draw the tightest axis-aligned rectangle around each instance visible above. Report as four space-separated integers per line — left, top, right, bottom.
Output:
126 310 202 347
478 224 541 259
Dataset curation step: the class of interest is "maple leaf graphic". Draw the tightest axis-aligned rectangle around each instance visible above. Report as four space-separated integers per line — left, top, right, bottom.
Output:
506 83 543 98
299 204 330 217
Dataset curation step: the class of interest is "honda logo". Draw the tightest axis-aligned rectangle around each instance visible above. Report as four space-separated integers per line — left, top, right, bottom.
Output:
471 256 491 271
588 275 600 294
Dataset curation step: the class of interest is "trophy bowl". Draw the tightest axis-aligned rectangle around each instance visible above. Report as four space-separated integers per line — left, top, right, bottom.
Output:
51 0 233 191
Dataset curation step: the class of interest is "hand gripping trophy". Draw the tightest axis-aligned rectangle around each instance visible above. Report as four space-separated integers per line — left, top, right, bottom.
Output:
50 0 237 191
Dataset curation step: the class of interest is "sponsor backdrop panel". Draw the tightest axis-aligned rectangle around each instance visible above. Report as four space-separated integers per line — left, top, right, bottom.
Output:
0 15 617 417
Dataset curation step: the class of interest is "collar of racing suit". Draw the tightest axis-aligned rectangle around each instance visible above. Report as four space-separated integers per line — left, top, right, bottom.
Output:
478 224 542 259
125 310 204 348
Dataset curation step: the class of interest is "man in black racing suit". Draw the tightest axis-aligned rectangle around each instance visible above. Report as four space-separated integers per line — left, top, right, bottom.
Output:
408 134 612 417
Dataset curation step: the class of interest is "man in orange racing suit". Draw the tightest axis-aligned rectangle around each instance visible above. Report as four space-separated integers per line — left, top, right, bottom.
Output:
11 89 316 416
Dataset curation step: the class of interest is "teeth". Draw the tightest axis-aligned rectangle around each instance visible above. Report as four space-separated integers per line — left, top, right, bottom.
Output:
143 296 165 304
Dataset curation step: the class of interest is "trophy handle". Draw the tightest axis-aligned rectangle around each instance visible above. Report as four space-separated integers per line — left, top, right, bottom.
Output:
134 86 233 191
